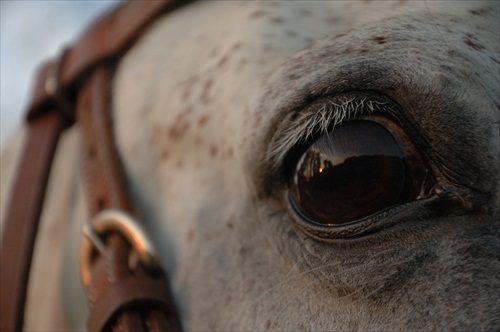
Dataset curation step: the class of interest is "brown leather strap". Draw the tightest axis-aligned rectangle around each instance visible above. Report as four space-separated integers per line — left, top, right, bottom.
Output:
77 66 132 216
1 1 190 330
78 67 181 332
0 112 68 332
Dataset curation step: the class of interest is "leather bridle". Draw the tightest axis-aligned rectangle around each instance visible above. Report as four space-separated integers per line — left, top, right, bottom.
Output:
1 1 191 331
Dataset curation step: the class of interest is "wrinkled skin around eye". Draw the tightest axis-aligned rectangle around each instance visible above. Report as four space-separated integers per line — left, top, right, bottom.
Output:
290 120 406 225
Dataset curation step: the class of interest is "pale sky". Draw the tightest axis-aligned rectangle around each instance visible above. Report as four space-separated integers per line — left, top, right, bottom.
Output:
1 1 120 149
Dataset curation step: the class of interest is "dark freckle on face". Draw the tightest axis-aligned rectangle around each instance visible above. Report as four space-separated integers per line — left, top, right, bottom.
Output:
297 9 312 16
286 72 301 80
464 38 485 51
265 1 280 8
469 8 489 16
286 29 298 38
168 127 183 140
186 229 195 242
217 55 229 68
198 115 210 127
231 42 243 51
249 10 268 18
440 65 453 72
372 36 387 44
168 114 189 140
304 38 314 46
209 145 218 157
270 17 284 24
325 16 340 24
160 149 170 161
226 222 234 229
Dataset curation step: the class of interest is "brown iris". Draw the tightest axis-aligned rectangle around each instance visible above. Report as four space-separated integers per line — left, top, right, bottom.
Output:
289 120 406 226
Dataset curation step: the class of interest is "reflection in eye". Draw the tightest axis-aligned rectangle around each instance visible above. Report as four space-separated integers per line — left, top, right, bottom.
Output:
289 120 406 226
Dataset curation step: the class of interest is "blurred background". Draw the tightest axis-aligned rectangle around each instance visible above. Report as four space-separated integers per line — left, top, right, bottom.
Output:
1 1 121 150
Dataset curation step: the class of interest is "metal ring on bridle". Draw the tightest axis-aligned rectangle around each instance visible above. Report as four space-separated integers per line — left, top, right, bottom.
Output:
80 209 160 287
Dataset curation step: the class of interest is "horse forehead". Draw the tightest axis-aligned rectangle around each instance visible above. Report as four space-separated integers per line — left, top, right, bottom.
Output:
115 0 497 129
113 0 498 206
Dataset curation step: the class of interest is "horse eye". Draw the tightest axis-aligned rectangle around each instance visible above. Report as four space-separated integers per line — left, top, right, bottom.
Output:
289 119 424 226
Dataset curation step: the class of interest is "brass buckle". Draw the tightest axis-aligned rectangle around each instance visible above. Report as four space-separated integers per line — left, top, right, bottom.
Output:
80 209 160 287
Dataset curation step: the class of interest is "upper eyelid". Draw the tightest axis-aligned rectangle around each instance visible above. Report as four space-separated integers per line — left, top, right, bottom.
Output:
265 93 392 170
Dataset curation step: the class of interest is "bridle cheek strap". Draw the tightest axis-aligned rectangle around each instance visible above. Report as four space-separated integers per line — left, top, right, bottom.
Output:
0 1 189 331
78 66 181 332
0 112 67 332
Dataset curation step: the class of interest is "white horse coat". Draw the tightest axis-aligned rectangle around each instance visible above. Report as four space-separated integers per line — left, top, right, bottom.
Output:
1 1 499 330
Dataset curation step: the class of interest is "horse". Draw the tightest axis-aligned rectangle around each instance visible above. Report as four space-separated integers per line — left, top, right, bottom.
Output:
1 1 498 330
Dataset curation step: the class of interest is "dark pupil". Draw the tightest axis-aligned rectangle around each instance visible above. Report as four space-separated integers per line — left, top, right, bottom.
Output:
290 120 405 226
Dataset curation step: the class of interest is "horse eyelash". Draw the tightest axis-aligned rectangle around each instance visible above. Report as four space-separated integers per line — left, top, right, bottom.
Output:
265 97 389 168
